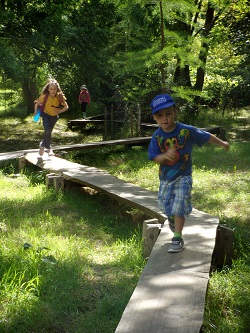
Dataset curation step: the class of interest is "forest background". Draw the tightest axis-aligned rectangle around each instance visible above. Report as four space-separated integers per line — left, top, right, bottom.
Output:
1 0 250 119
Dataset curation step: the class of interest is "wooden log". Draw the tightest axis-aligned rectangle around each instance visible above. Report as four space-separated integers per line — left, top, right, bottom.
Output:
142 218 159 238
46 173 56 189
104 106 108 140
111 105 114 137
129 106 134 137
67 120 72 130
144 224 161 258
59 151 69 160
143 219 161 258
18 155 26 171
213 225 234 268
53 176 64 192
137 103 141 136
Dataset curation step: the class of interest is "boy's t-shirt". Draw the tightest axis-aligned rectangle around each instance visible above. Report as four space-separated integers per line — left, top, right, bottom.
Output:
148 122 210 181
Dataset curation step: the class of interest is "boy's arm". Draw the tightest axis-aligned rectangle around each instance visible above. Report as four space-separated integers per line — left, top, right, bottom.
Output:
208 134 230 151
153 148 177 164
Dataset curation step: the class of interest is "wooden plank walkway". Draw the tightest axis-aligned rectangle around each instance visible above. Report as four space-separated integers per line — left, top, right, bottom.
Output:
23 152 219 332
115 209 218 333
67 117 226 140
24 152 166 223
67 114 123 129
0 137 151 162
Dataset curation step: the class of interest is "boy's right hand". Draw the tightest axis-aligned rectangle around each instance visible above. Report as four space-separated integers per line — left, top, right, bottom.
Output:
164 148 177 162
153 148 179 165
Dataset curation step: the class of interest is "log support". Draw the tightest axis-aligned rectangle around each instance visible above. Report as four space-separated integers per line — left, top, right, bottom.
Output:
213 225 234 268
18 156 26 171
143 218 162 259
46 173 64 192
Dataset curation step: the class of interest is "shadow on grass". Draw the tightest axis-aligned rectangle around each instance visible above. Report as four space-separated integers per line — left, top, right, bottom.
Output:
0 172 145 333
0 250 140 333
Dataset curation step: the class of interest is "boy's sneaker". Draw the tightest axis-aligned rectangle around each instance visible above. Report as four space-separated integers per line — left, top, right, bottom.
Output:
168 237 185 253
39 142 45 156
168 216 175 233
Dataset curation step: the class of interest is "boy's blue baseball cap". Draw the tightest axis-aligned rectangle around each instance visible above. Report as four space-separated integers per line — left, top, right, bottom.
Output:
151 94 175 115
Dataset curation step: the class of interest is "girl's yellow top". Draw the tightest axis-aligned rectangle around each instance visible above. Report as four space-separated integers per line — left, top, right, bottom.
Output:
38 94 66 116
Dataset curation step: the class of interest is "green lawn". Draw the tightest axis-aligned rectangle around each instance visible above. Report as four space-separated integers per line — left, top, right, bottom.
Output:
0 104 249 332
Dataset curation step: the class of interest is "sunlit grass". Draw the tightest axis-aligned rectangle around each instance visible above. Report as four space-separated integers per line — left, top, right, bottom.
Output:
75 142 250 333
0 104 249 332
0 170 145 333
0 115 102 153
203 261 250 333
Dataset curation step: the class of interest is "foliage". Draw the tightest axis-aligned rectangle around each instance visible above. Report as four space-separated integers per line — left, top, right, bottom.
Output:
0 0 250 120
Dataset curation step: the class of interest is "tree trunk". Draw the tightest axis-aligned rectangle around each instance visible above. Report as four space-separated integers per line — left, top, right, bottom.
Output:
194 3 215 91
173 61 192 87
159 1 166 93
21 78 37 115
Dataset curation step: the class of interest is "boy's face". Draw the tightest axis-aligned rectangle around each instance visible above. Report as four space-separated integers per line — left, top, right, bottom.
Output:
153 106 176 132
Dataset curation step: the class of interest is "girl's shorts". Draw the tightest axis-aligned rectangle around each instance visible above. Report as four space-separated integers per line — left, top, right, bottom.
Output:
158 176 192 217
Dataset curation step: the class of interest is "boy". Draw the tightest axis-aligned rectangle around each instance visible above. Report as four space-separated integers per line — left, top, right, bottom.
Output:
148 94 229 253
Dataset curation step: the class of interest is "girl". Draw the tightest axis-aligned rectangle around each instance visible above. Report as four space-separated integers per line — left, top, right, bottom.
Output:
34 79 69 156
78 85 90 118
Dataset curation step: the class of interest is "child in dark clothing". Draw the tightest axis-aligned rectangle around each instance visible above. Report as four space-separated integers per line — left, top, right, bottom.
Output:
148 94 230 253
78 85 90 119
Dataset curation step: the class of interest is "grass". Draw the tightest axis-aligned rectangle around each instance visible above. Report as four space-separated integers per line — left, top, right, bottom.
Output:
0 171 145 333
71 139 250 332
203 261 250 333
0 100 249 332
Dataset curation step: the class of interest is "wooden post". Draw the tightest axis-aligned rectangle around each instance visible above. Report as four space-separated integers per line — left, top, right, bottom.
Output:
213 225 234 268
137 103 141 136
104 106 108 140
60 151 69 160
111 104 114 138
67 121 72 130
144 225 161 258
142 218 159 238
143 218 161 258
129 105 134 137
18 156 26 171
46 173 56 189
53 176 64 192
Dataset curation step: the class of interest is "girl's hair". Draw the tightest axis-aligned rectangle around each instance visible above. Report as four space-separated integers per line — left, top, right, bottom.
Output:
41 79 65 99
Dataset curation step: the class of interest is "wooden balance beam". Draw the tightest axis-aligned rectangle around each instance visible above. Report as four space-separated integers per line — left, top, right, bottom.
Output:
22 152 228 333
0 137 151 162
115 208 219 333
24 152 166 223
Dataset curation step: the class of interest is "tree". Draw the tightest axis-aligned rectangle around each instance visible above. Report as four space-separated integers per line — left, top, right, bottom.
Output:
1 0 249 116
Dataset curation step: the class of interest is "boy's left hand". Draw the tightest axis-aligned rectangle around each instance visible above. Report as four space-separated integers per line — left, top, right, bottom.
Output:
222 141 230 151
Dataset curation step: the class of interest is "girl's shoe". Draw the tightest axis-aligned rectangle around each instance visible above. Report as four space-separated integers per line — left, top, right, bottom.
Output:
39 142 45 156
